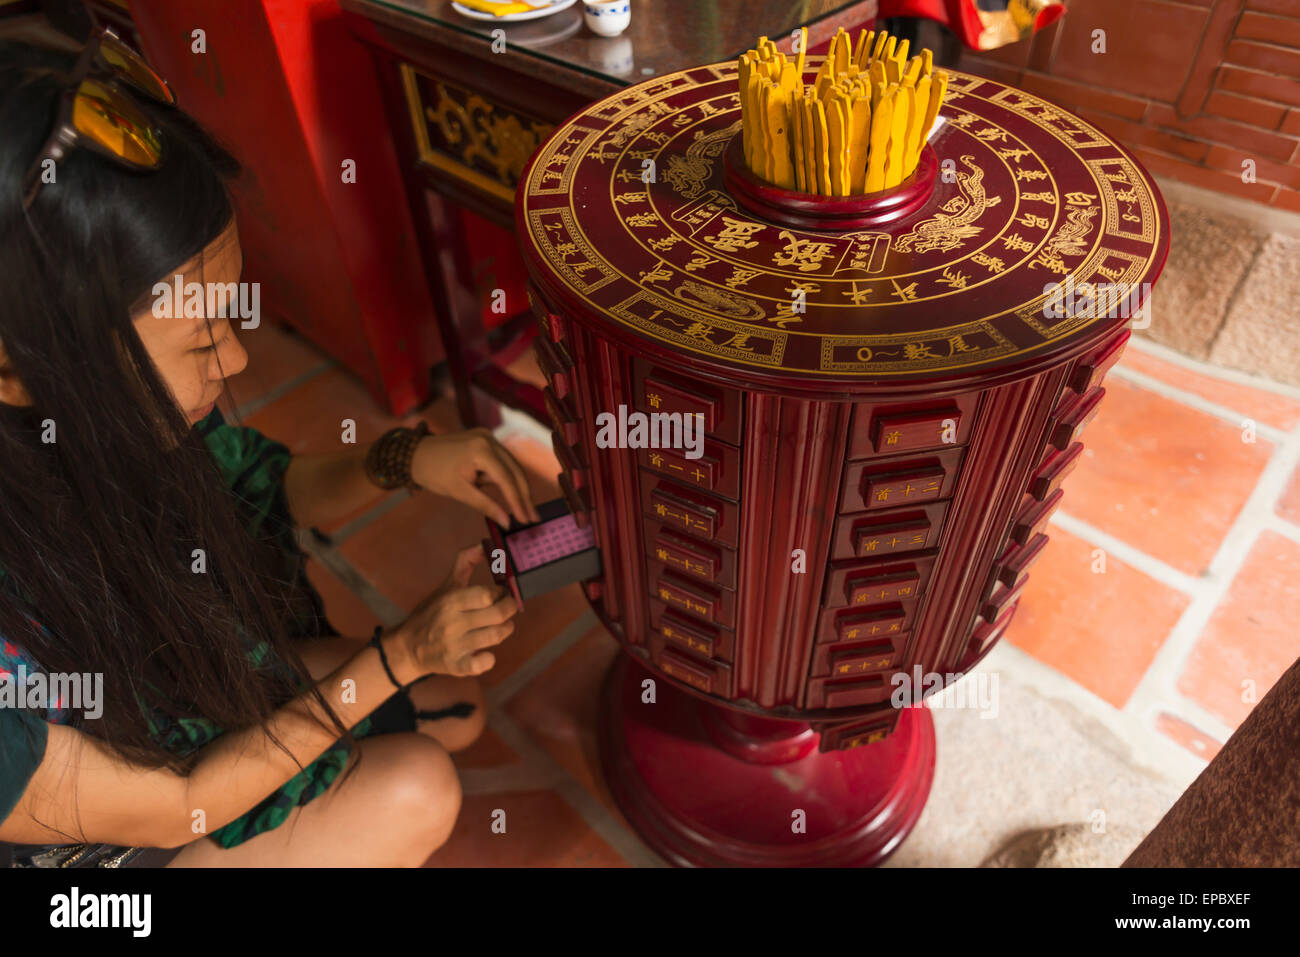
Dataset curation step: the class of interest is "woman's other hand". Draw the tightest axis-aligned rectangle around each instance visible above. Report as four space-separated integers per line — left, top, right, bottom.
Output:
410 428 541 527
389 545 518 680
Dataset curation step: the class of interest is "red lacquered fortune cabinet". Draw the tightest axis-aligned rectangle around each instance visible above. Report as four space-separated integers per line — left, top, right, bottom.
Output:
512 60 1169 867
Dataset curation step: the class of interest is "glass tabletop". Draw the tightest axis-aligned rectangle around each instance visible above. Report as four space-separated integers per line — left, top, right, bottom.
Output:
357 0 879 87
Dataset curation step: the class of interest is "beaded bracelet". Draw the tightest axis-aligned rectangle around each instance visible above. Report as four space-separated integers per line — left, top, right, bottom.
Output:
364 420 430 492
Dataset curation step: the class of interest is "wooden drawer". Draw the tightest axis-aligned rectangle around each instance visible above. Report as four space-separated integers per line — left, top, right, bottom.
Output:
840 448 964 513
981 572 1029 622
816 710 900 751
649 568 736 627
558 471 591 527
640 474 740 549
532 335 575 400
649 600 736 663
823 552 938 610
967 600 1017 660
633 360 743 447
1030 441 1083 501
551 429 587 487
528 285 572 347
644 517 736 588
811 635 903 677
1011 487 1062 545
806 672 894 709
544 385 581 446
1070 329 1129 395
831 501 949 560
650 634 733 697
1048 386 1105 450
993 532 1050 587
637 437 740 501
847 393 978 460
816 599 920 643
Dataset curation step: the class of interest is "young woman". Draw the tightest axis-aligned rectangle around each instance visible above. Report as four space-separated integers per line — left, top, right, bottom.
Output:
0 33 538 866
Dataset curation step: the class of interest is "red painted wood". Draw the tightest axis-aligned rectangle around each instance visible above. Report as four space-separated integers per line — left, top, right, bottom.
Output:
129 0 444 416
516 58 1170 866
724 139 939 231
599 655 935 867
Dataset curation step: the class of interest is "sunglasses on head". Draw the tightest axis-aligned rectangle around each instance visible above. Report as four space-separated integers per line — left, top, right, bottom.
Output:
21 26 175 212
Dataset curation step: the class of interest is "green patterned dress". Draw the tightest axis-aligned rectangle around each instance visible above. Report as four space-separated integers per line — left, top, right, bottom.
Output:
0 407 403 852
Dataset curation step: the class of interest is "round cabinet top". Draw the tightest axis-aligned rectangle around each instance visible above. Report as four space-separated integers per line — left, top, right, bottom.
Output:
517 58 1170 394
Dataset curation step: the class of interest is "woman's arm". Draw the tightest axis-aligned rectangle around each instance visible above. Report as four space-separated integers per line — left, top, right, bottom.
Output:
282 428 539 531
0 629 421 849
0 561 515 850
282 445 376 531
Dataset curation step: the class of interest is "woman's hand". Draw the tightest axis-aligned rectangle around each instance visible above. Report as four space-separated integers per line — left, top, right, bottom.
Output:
410 428 540 527
389 545 518 680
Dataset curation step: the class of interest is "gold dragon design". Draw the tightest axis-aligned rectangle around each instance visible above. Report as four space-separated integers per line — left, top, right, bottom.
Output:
892 154 1002 254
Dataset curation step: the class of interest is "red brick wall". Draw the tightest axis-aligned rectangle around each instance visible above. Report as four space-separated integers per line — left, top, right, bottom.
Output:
958 0 1300 213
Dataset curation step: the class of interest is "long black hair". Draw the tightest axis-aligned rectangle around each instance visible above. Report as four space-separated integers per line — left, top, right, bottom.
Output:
0 39 357 834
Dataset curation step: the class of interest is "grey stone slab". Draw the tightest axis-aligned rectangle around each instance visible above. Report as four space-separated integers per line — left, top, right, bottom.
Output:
1209 233 1300 388
1137 198 1264 360
884 661 1193 868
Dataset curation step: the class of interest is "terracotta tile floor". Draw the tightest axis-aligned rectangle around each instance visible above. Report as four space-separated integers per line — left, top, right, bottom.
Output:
227 320 1300 866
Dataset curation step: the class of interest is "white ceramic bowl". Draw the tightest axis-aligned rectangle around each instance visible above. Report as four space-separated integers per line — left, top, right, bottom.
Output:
583 0 630 37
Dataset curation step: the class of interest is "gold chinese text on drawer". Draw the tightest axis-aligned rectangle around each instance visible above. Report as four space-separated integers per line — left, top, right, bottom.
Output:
658 609 720 658
847 568 920 606
812 638 899 677
656 576 716 620
832 502 948 561
652 571 734 626
642 479 738 548
863 466 944 510
828 644 898 677
650 526 723 584
659 646 715 693
818 600 917 643
639 442 739 500
634 361 742 446
650 600 736 661
836 605 907 641
841 448 962 513
653 639 732 697
848 395 976 459
824 552 937 610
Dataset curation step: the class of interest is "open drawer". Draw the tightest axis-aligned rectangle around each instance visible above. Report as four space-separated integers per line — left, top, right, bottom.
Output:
481 496 602 609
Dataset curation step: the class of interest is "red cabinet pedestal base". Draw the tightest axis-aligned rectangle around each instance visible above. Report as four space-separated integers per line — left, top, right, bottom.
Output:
599 656 936 867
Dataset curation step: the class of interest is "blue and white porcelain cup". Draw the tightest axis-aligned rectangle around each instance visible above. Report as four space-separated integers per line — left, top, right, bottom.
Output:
583 0 631 38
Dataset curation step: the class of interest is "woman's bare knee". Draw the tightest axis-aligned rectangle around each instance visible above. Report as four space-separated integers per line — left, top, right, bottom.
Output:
166 734 462 867
381 735 462 863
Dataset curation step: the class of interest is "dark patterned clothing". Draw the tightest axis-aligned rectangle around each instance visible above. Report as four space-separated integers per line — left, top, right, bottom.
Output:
0 407 408 852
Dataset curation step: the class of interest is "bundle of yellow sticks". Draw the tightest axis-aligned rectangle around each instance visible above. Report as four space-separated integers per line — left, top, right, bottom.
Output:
738 27 949 196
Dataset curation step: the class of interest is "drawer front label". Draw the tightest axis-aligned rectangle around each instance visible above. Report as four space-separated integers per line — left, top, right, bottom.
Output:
863 469 944 509
872 409 961 453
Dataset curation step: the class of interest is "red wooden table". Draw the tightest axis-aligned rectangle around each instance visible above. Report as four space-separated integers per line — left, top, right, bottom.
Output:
515 57 1169 866
341 0 880 428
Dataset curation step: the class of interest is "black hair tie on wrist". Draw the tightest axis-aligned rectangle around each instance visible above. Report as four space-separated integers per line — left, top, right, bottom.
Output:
369 625 406 692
